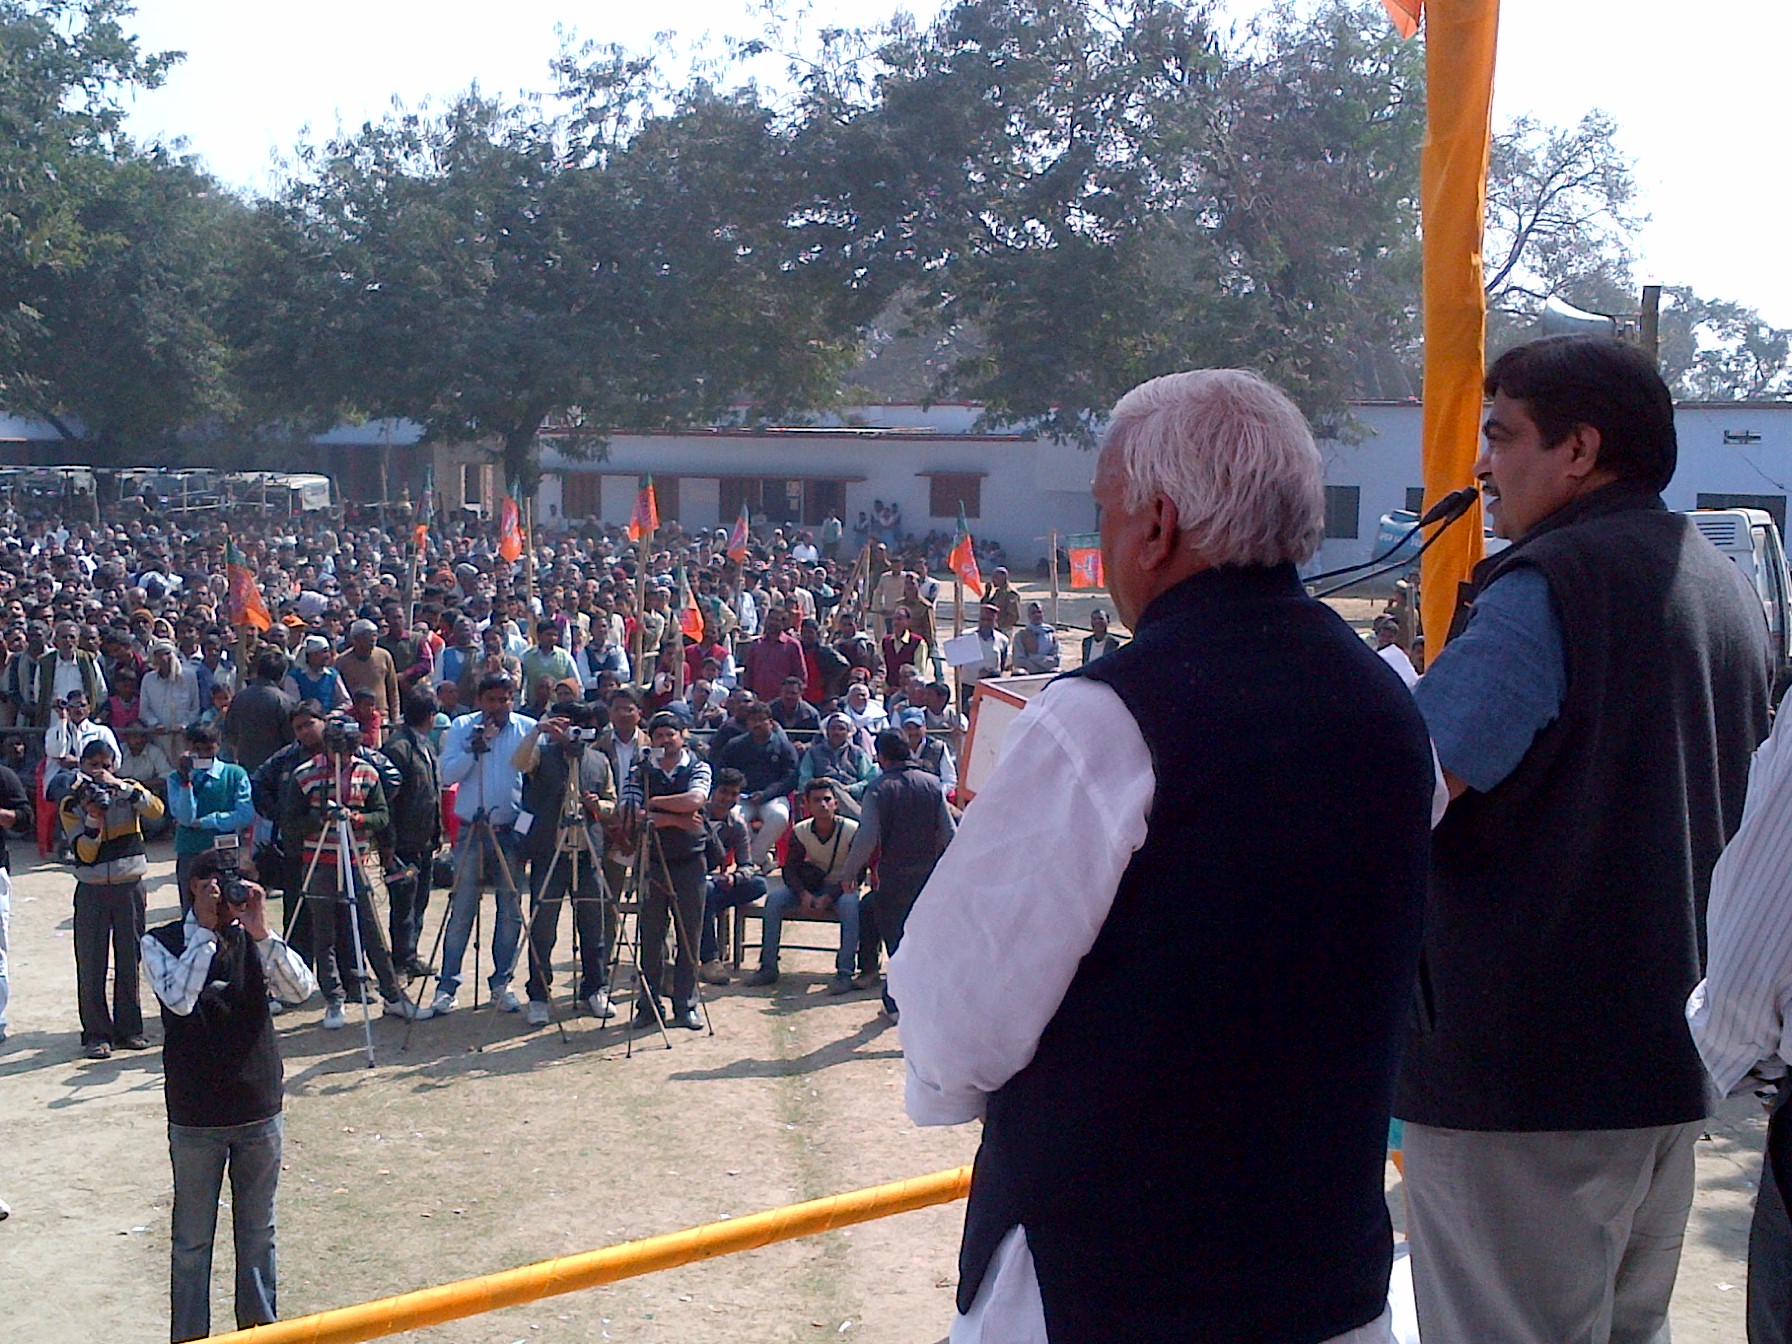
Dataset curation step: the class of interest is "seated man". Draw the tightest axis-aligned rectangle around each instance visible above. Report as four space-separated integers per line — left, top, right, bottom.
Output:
716 701 800 868
768 674 822 734
697 767 766 986
116 720 174 840
796 713 877 816
746 779 862 995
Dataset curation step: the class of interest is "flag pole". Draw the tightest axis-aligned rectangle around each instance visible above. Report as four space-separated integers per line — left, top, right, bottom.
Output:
952 576 965 712
632 522 653 691
1048 530 1061 628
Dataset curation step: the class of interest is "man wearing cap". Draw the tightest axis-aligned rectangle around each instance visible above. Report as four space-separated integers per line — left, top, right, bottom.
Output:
798 713 877 816
280 637 349 711
985 567 1022 634
336 619 400 727
141 640 202 758
898 708 958 799
1010 602 1061 675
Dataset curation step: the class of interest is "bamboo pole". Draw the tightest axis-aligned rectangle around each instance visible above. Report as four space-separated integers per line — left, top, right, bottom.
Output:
1048 529 1061 628
202 1166 973 1344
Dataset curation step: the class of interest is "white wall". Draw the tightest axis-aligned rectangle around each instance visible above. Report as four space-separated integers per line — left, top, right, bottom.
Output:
681 476 721 531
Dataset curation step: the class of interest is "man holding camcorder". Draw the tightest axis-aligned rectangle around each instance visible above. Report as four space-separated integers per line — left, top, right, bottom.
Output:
422 672 535 1019
61 736 165 1059
280 713 416 1030
143 851 315 1342
515 701 616 1025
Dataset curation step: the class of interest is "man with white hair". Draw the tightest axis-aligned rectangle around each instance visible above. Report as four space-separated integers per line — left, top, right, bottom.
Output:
889 369 1436 1343
140 640 201 758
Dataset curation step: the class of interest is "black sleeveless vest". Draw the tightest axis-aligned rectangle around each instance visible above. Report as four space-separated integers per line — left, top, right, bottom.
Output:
1397 483 1771 1131
147 921 283 1128
957 565 1434 1344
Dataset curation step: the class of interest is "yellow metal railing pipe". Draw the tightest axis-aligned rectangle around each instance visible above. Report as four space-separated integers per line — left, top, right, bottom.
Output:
205 1165 974 1344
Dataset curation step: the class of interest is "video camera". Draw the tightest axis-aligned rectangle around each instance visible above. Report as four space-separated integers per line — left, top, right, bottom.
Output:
212 832 250 906
322 715 362 756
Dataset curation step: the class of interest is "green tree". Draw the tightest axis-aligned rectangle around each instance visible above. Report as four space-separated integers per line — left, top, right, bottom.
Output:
237 68 865 484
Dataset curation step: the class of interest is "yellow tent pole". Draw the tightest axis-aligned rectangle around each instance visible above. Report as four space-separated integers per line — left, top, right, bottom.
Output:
1417 0 1499 648
202 1166 974 1344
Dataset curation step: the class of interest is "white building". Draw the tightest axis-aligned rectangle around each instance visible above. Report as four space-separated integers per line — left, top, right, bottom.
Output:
1308 401 1792 574
529 403 1099 567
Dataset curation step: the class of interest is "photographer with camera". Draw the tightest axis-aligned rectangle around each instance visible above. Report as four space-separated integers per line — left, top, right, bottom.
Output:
141 851 315 1342
280 713 417 1029
421 672 534 1019
169 722 254 911
382 689 443 980
516 700 616 1025
60 737 166 1058
620 711 711 1030
44 687 117 798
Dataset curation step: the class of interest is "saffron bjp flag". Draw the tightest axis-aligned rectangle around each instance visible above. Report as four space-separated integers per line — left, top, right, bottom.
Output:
1067 532 1105 590
1382 0 1420 38
498 495 524 562
947 505 983 597
677 567 705 640
226 540 273 631
725 505 750 562
627 475 660 542
413 522 429 552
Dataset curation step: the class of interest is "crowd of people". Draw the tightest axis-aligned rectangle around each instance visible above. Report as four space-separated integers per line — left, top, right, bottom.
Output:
0 503 1089 1059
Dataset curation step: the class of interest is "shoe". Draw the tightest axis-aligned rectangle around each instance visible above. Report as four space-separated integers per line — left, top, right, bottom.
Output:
84 1041 112 1060
0 1197 10 1220
673 1006 703 1030
419 992 456 1019
745 966 779 987
321 1004 347 1031
881 997 899 1025
118 1035 152 1050
491 987 522 1013
583 991 617 1020
698 959 731 986
268 998 287 1016
851 970 881 990
525 1000 551 1027
630 1000 663 1030
826 974 854 996
405 956 436 978
382 997 420 1021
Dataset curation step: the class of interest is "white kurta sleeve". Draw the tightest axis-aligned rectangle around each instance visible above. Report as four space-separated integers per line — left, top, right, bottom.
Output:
889 676 1154 1126
1689 707 1792 1095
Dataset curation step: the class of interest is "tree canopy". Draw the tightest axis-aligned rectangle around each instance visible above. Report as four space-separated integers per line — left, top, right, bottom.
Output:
2 0 1789 470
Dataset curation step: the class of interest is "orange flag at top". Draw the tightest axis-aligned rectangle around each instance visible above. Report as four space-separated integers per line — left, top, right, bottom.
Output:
627 475 660 543
1382 0 1421 38
498 495 523 562
947 505 983 598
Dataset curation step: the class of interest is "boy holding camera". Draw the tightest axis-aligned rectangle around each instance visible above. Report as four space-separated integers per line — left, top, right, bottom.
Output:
168 722 255 912
60 737 165 1058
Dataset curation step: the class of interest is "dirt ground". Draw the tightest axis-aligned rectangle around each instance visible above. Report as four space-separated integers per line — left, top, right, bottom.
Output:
0 591 1768 1341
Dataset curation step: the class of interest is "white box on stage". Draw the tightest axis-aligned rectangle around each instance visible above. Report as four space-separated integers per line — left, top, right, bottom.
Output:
959 674 1057 804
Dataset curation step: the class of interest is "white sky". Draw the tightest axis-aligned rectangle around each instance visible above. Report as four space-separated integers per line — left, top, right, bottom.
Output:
120 0 1792 326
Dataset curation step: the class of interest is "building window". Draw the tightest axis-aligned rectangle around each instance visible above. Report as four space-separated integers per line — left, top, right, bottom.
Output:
1698 492 1787 534
1324 485 1361 539
461 463 483 506
1405 486 1426 514
928 473 982 519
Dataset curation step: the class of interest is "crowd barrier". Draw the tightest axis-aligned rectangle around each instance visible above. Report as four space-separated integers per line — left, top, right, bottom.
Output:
203 1165 974 1344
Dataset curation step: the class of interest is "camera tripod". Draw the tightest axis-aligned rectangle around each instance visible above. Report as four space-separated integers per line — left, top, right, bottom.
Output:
504 742 617 1048
294 754 385 1069
401 723 523 1052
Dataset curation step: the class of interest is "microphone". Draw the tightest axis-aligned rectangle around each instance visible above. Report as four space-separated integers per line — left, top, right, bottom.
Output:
1418 485 1480 528
1306 485 1482 586
1311 489 1484 600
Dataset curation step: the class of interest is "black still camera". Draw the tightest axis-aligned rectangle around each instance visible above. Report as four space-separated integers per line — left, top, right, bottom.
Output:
212 832 249 906
71 775 118 812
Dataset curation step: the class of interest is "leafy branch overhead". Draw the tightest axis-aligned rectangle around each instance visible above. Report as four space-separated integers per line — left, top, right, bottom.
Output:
1 0 1788 468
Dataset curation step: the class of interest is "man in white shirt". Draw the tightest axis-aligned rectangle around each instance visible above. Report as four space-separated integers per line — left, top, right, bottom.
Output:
45 690 120 792
1689 704 1792 1340
141 641 202 755
889 369 1434 1344
1372 615 1419 689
